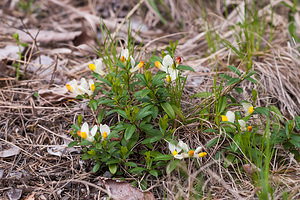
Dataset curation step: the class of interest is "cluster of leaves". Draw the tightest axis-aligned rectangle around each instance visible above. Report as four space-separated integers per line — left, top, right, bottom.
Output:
67 26 300 196
68 36 196 180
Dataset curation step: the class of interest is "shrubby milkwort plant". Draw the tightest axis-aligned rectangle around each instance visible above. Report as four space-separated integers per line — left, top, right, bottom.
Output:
66 25 300 196
67 26 205 180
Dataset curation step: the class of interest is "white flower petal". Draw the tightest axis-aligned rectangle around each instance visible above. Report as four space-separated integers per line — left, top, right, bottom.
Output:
241 102 253 116
162 55 173 68
89 79 94 87
81 122 89 134
174 154 185 160
178 141 189 152
100 124 110 136
94 59 105 75
80 78 88 90
194 146 202 154
168 142 176 153
226 111 235 123
86 135 95 143
168 68 178 82
238 120 247 131
90 125 98 136
121 49 129 60
130 56 135 68
130 65 139 73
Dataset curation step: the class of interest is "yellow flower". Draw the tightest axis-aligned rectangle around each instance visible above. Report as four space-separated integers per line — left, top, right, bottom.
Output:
130 61 144 73
238 119 247 131
100 124 110 140
247 125 252 131
77 122 97 142
221 111 235 123
198 152 207 158
120 49 135 68
241 102 254 116
89 58 105 76
188 150 195 157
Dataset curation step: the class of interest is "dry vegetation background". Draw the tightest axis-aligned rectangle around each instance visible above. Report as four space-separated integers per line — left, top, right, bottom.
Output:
0 0 300 199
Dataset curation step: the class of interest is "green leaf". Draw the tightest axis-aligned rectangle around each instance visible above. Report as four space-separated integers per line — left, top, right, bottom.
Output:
166 160 180 174
177 65 195 71
285 120 293 139
255 107 269 116
288 22 300 43
244 70 256 80
252 89 257 103
136 111 152 121
108 164 118 174
89 99 98 111
106 159 121 165
116 110 127 119
79 140 92 146
290 140 300 148
71 124 80 131
217 96 227 113
269 105 284 122
227 77 240 85
134 89 151 98
147 0 167 25
246 77 257 84
92 73 112 86
33 92 39 98
92 163 101 173
203 129 218 133
295 116 300 130
12 33 19 41
220 73 232 80
151 106 159 119
141 135 163 144
130 167 146 174
171 104 184 120
234 87 243 94
125 162 138 168
97 109 105 124
153 154 173 161
228 65 241 76
68 141 78 147
149 170 159 177
206 137 219 148
161 102 175 119
191 92 212 98
81 153 92 160
221 38 244 58
97 99 115 105
290 134 300 143
223 154 235 168
125 125 136 141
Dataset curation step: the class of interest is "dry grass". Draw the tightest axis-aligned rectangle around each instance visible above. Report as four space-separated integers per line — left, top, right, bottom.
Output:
0 0 300 199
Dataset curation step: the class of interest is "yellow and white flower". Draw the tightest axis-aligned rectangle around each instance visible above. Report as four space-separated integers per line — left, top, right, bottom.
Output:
100 124 110 140
168 141 207 159
155 55 179 82
238 119 247 131
77 78 94 96
130 61 144 73
89 58 105 76
194 146 207 158
66 79 82 95
77 122 97 142
221 111 235 123
66 78 95 96
120 48 135 68
241 102 254 116
168 141 184 159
